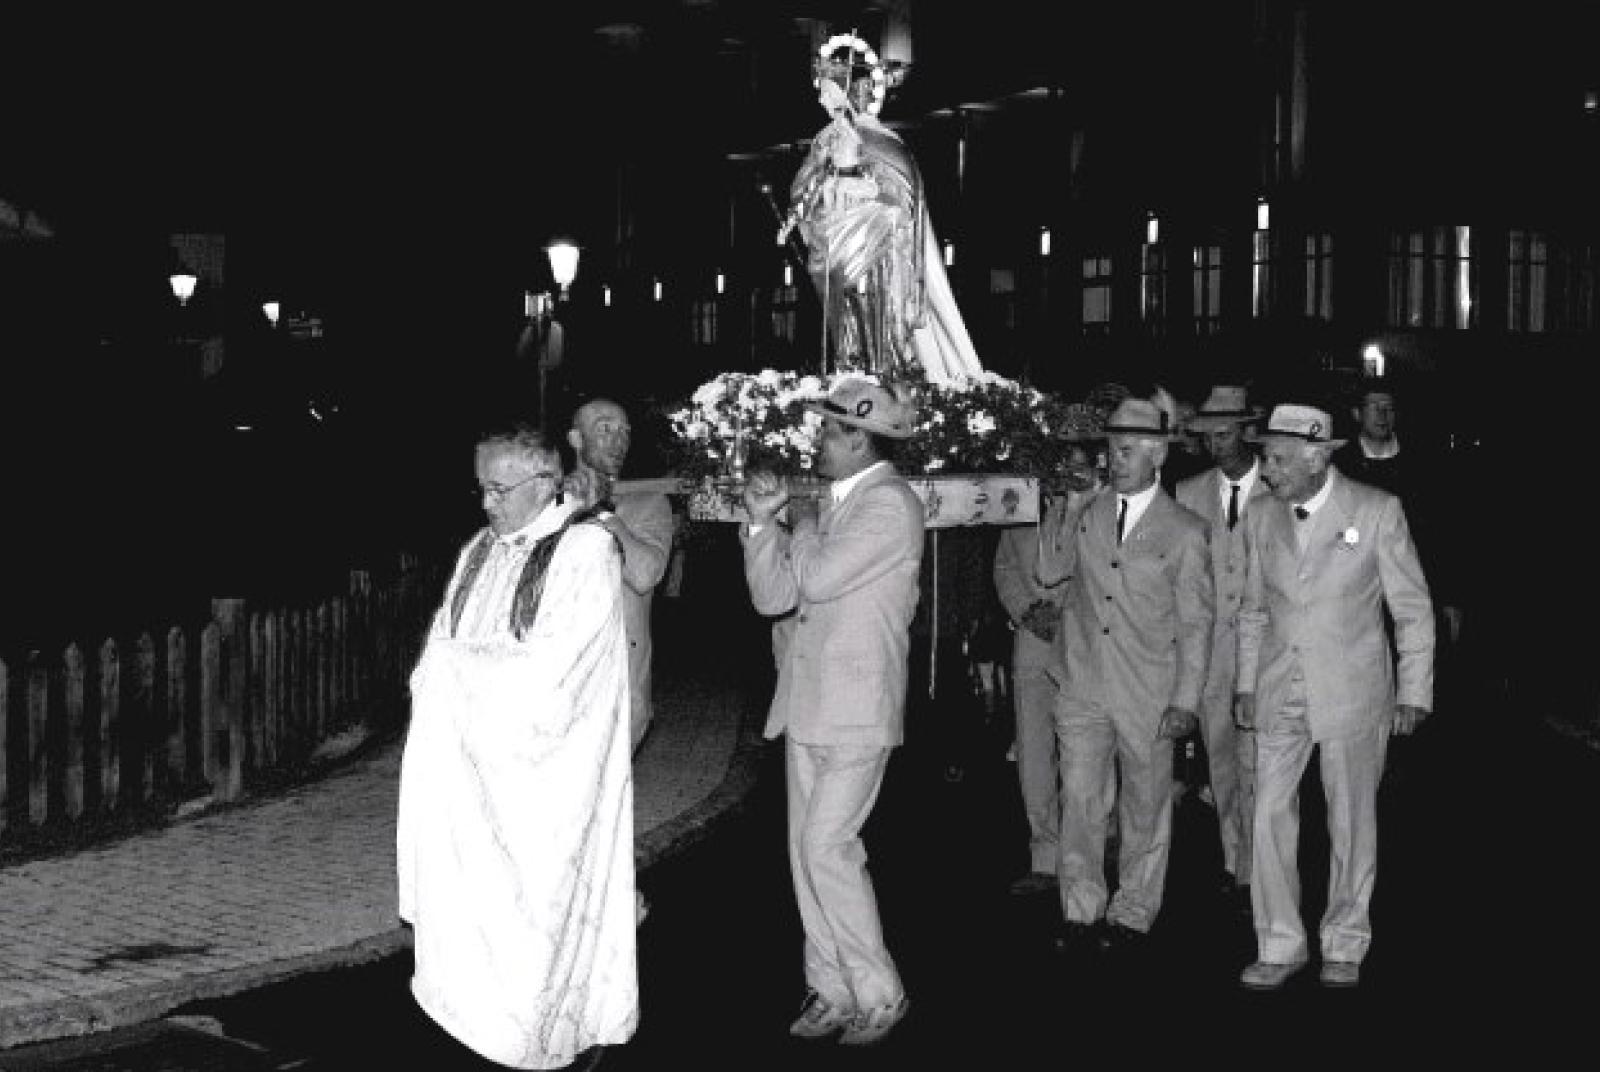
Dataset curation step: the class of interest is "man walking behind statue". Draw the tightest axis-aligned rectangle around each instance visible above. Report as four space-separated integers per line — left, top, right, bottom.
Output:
1235 403 1435 991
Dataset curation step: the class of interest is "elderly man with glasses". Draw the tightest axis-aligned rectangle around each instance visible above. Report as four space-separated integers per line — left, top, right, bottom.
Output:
397 421 635 1071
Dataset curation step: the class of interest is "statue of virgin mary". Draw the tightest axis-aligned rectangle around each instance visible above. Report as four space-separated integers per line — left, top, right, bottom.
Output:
779 35 984 385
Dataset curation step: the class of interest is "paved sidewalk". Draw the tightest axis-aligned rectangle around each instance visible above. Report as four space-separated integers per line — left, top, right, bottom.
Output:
0 666 766 1050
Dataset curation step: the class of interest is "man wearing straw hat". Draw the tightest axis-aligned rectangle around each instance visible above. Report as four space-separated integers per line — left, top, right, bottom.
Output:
741 376 923 1046
1038 393 1214 956
1176 385 1270 916
1234 403 1434 990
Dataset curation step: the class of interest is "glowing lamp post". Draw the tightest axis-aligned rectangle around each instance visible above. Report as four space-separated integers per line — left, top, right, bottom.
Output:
169 271 198 306
545 240 580 300
537 240 579 428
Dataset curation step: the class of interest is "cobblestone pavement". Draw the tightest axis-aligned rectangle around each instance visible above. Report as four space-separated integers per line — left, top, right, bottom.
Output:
0 634 765 1051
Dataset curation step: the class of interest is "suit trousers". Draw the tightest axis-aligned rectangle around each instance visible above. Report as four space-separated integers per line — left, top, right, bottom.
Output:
1252 670 1389 965
786 740 904 1013
1012 634 1061 874
1197 681 1256 884
1056 698 1175 932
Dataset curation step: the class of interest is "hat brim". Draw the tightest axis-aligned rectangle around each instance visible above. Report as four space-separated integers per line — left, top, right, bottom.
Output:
1103 423 1179 441
1256 429 1347 449
1187 409 1265 432
805 400 915 439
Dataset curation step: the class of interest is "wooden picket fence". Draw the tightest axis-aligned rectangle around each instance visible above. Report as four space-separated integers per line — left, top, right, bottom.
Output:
0 560 445 842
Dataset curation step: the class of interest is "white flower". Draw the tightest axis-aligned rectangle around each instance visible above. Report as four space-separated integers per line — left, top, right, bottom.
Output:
1341 527 1360 547
966 412 997 437
692 381 727 407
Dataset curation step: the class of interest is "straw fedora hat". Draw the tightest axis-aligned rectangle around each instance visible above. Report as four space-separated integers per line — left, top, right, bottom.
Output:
1255 403 1348 449
1186 385 1265 432
804 378 916 439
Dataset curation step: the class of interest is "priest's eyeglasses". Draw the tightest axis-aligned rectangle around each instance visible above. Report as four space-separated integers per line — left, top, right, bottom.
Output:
477 472 560 501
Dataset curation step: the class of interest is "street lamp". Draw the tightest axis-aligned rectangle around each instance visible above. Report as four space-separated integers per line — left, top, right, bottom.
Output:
169 271 198 306
545 239 580 299
262 300 281 328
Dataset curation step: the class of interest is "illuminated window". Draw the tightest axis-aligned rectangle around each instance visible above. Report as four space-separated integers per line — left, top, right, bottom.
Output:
1139 243 1166 332
1082 254 1113 334
771 283 799 343
692 298 718 345
1303 232 1333 320
1387 226 1475 329
1252 230 1274 319
1508 229 1548 333
1192 244 1222 335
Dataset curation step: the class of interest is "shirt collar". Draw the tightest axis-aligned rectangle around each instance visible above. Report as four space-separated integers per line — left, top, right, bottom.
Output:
1296 472 1335 518
496 498 576 547
1120 480 1160 513
830 460 890 505
1360 435 1400 460
1220 458 1260 497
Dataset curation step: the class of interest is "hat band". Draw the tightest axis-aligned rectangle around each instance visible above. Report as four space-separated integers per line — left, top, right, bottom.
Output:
1105 414 1169 434
1264 427 1334 442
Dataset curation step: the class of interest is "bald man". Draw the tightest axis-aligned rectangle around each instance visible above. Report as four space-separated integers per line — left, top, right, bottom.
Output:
568 399 676 753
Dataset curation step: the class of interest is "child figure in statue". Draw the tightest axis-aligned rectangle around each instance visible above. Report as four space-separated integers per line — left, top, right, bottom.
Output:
779 37 983 385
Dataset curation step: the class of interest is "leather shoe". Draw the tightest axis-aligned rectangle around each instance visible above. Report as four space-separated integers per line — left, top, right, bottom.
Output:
1008 871 1058 896
1097 922 1149 956
1239 959 1308 991
1319 960 1361 988
838 996 909 1047
1052 920 1099 957
788 990 853 1039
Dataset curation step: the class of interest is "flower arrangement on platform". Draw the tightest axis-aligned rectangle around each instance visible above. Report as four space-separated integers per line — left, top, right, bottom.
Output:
666 369 830 483
665 368 1105 484
895 372 1104 479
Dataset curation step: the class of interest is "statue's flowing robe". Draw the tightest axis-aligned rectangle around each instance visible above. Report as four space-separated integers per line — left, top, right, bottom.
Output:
792 113 983 384
397 501 637 1069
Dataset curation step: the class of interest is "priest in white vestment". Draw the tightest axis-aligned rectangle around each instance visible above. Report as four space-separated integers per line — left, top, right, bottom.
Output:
397 423 637 1070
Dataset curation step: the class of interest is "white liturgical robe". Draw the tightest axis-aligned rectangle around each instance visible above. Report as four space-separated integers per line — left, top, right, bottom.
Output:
397 499 637 1069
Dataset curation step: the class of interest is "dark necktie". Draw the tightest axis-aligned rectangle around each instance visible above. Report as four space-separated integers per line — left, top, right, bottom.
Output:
1294 506 1309 521
1226 483 1240 530
1116 497 1128 544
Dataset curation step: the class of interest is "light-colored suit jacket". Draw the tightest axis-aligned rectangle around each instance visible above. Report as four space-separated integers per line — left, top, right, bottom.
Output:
993 523 1063 676
1040 485 1214 740
1236 468 1435 741
614 490 676 748
742 464 925 747
1176 465 1273 705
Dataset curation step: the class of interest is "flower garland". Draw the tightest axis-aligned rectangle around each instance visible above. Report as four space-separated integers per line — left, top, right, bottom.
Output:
664 369 1104 484
815 32 888 116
